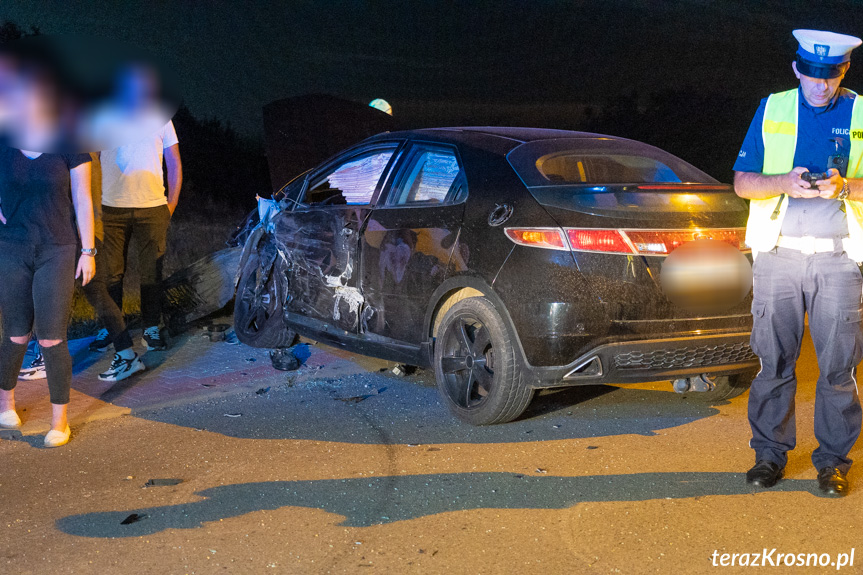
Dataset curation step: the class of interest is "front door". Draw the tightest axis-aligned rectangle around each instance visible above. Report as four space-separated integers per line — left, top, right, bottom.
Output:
277 143 401 334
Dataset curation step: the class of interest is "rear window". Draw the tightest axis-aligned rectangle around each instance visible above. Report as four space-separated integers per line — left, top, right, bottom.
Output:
537 153 681 184
508 138 715 187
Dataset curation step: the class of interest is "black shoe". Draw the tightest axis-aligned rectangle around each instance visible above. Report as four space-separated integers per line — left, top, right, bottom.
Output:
746 460 784 488
89 328 113 352
817 467 849 497
143 326 168 351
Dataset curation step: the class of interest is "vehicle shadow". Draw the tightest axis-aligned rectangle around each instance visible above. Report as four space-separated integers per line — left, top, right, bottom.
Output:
136 373 722 444
56 471 819 538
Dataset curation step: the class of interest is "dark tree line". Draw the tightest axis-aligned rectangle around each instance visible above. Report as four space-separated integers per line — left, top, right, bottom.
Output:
171 104 269 218
581 91 758 184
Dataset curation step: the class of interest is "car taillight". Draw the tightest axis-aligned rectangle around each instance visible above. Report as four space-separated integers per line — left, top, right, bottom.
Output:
504 227 568 250
566 229 633 253
506 227 749 255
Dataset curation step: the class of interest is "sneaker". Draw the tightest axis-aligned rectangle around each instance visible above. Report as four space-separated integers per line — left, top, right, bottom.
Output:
143 326 168 351
19 353 46 380
89 328 113 352
98 352 146 382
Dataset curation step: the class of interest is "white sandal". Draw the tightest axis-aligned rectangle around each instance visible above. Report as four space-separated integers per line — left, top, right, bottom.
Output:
44 425 71 448
0 409 21 428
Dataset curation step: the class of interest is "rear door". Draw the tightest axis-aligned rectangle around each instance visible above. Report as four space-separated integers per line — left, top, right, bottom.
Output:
360 142 467 344
277 142 402 334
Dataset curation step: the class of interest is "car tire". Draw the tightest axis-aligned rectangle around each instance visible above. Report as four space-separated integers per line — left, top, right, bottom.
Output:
682 369 757 403
233 243 297 349
434 297 534 425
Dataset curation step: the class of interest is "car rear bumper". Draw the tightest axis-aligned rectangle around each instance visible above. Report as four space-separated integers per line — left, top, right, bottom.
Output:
523 331 758 388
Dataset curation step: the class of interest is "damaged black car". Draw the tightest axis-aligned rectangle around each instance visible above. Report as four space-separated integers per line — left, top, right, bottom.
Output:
232 127 758 425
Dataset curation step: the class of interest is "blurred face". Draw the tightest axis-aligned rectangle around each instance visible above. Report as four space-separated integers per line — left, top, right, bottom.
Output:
115 64 159 111
793 60 848 107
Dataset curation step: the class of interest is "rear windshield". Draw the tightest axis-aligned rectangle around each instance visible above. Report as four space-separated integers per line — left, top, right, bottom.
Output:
508 138 716 187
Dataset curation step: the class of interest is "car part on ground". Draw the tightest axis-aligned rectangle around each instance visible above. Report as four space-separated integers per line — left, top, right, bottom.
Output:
673 369 758 403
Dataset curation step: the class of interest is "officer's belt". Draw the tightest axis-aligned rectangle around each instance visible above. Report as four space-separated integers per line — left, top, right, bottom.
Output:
776 235 849 255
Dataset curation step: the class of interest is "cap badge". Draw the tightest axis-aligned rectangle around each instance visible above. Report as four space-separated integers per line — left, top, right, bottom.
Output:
815 44 829 57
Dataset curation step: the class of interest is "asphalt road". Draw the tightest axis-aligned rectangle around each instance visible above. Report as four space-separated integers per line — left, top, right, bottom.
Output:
1 323 861 574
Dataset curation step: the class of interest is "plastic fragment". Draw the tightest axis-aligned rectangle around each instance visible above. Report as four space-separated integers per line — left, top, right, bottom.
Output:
144 478 183 487
269 348 300 371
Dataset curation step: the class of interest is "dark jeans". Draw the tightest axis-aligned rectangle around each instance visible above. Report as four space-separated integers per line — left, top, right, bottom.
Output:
748 247 863 473
0 241 76 404
102 204 170 328
81 238 133 351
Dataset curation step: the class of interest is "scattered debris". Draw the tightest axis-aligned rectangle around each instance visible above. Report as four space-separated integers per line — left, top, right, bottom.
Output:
391 364 417 377
224 329 240 345
427 447 441 452
269 348 300 371
201 383 214 388
535 468 547 474
124 476 134 481
245 357 257 362
255 387 271 395
552 424 561 429
587 445 599 450
202 323 230 342
336 395 372 403
144 478 183 487
335 386 387 403
224 413 242 418
120 513 147 525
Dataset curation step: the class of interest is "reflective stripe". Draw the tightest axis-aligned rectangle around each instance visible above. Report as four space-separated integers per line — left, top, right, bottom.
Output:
746 89 863 261
763 119 797 136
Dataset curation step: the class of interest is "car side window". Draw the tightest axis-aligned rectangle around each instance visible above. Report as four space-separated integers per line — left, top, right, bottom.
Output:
387 145 465 206
304 146 397 206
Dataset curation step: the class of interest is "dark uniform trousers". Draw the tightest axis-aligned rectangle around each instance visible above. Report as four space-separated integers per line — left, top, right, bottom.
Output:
749 245 863 473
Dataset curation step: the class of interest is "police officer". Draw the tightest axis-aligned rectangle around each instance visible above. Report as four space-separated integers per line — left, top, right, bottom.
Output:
734 29 863 497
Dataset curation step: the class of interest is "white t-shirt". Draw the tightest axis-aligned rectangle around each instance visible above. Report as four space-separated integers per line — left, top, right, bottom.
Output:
101 121 179 208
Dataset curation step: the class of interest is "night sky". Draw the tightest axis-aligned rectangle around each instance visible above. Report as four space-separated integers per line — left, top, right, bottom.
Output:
4 0 863 177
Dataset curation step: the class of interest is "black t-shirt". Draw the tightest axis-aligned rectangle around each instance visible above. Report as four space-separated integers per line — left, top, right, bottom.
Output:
0 147 91 245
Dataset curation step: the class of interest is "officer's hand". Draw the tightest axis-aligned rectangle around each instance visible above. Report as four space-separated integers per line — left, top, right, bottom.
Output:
816 168 844 199
786 167 821 198
0 205 5 225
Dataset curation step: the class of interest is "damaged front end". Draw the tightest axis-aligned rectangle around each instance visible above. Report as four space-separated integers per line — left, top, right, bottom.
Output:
232 197 298 348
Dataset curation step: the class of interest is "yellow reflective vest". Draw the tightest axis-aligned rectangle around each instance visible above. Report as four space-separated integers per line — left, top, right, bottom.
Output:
744 88 863 261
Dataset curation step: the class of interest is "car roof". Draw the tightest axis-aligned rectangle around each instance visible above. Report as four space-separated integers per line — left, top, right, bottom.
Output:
372 126 613 144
